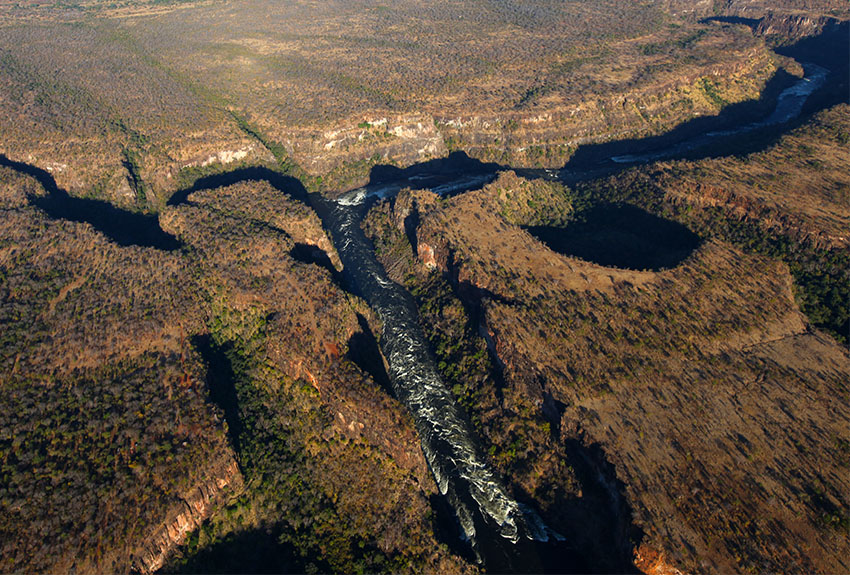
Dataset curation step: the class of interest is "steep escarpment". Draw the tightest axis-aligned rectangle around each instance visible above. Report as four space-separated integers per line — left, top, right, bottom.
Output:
723 1 850 32
0 166 237 574
294 20 780 177
577 102 850 341
158 180 473 574
135 456 243 573
364 172 850 574
434 26 777 170
755 12 845 40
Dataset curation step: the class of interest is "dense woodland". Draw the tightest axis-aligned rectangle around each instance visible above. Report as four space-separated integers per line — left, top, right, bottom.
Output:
361 169 849 573
0 167 228 573
0 1 848 574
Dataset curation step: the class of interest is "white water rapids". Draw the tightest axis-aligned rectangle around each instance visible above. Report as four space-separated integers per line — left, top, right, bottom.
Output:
319 200 556 553
611 62 828 164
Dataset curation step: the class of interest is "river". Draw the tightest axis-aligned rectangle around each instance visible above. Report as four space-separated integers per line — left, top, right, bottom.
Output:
300 52 832 569
312 196 558 565
0 42 836 573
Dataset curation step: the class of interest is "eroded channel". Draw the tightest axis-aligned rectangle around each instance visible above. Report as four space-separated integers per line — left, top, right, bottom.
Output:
0 34 840 572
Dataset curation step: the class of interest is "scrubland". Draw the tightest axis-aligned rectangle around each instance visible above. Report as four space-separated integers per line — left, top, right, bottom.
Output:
0 0 848 573
363 167 849 573
0 168 468 573
1 0 787 196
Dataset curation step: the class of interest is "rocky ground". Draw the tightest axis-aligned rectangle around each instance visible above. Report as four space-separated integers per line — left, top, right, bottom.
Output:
363 168 849 574
0 0 847 573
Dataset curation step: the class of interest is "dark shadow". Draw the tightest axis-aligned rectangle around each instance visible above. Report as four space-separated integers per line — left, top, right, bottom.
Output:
777 20 849 118
428 493 480 566
121 153 145 206
347 151 505 205
556 67 800 179
402 200 420 256
346 314 393 395
551 21 848 185
167 166 310 207
368 150 502 186
479 536 591 575
470 439 644 574
539 438 644 574
526 203 702 271
541 391 567 439
456 280 517 308
703 15 761 28
0 154 180 250
289 242 341 283
192 335 242 454
164 526 305 574
467 504 592 575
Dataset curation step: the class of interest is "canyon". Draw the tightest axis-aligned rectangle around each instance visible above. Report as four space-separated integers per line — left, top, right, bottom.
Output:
0 1 848 574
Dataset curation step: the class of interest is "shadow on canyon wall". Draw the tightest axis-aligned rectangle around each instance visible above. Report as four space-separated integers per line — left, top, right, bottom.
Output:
554 20 848 183
0 154 180 250
526 203 703 271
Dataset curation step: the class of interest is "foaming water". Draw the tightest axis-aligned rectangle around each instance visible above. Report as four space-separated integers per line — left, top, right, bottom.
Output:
611 62 828 165
335 172 497 206
316 198 558 560
311 59 830 555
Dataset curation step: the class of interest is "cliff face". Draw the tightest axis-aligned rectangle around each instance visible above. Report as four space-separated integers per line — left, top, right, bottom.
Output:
755 12 842 39
282 30 775 177
290 116 447 177
660 0 717 19
724 0 850 25
636 103 850 250
364 172 850 574
433 44 775 170
134 456 244 573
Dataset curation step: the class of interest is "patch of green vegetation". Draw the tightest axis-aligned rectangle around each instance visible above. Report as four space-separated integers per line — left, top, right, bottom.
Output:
699 77 729 109
170 305 409 574
576 176 850 344
407 272 493 434
677 28 707 50
226 111 324 191
121 147 149 209
315 153 389 195
174 159 254 191
229 111 296 174
516 84 552 108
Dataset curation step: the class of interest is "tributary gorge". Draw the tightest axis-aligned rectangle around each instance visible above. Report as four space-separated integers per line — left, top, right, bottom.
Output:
0 27 845 572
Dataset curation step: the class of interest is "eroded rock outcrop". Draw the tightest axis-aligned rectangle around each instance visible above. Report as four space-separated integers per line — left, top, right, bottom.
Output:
134 456 244 573
366 171 850 574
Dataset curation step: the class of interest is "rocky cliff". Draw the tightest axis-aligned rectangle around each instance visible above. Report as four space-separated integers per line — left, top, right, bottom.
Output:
134 456 243 573
363 171 850 574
